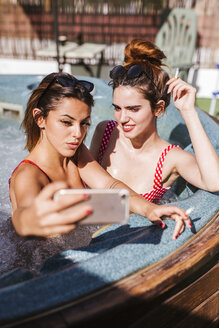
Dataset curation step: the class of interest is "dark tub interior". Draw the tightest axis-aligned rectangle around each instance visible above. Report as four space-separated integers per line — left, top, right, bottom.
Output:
0 75 218 325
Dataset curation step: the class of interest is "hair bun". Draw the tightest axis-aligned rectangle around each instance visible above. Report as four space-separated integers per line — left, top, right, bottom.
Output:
124 39 166 68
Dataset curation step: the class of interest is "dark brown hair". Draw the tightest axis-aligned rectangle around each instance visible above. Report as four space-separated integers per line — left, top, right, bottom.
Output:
22 72 94 151
111 39 170 111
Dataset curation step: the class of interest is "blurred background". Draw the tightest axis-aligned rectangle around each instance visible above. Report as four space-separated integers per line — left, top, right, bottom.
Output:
0 0 219 117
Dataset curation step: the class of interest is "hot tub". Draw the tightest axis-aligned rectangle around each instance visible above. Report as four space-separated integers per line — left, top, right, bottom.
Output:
0 75 218 328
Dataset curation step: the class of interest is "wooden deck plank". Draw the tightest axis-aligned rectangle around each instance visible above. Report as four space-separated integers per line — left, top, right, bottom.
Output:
175 291 219 328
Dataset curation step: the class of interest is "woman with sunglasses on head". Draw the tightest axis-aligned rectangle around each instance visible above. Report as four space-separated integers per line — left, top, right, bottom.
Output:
90 39 219 227
9 72 191 240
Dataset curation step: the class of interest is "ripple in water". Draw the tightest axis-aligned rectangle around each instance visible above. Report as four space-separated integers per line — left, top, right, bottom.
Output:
0 218 100 274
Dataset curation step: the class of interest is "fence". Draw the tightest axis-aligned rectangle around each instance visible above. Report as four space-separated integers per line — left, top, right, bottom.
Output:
0 0 218 67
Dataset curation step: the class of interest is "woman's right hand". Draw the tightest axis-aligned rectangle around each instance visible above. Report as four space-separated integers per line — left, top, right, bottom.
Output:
13 182 92 237
166 77 196 113
145 203 192 240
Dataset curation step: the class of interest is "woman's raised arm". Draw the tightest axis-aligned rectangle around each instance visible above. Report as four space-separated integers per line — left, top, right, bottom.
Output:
167 78 219 192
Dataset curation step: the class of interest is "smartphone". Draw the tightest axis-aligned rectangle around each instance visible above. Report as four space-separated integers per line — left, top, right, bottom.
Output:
54 188 129 225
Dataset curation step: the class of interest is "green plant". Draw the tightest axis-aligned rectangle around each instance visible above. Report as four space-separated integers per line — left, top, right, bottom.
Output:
196 98 219 119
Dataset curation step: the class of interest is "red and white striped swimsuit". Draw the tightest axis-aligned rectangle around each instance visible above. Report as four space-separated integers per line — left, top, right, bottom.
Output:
98 120 180 204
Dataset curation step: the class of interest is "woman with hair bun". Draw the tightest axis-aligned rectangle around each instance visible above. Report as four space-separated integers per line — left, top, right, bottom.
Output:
90 39 219 237
9 71 190 239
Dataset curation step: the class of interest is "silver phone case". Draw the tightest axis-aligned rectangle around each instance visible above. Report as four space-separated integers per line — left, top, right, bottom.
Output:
54 188 129 225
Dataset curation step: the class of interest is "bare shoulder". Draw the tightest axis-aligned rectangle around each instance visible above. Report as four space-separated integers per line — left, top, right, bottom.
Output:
10 162 48 193
170 146 194 158
10 162 48 209
165 145 191 159
90 120 110 160
166 145 195 170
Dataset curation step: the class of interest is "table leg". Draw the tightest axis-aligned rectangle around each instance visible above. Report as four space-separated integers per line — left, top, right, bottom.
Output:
97 51 104 78
81 61 94 77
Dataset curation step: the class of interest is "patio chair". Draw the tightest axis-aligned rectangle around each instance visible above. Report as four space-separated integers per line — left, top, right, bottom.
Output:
155 8 197 81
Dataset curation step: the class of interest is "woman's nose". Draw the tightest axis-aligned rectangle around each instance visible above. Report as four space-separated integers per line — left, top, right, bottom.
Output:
72 124 82 139
119 109 129 123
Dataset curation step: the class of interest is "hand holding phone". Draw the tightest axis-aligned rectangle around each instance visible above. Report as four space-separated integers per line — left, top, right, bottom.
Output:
54 189 129 225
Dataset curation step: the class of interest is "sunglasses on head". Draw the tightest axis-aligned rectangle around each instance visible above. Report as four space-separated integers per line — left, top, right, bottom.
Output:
37 75 94 107
110 64 144 80
54 76 94 93
109 64 159 92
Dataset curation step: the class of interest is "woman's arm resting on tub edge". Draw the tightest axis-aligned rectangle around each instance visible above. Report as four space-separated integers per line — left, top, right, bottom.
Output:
78 145 191 240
